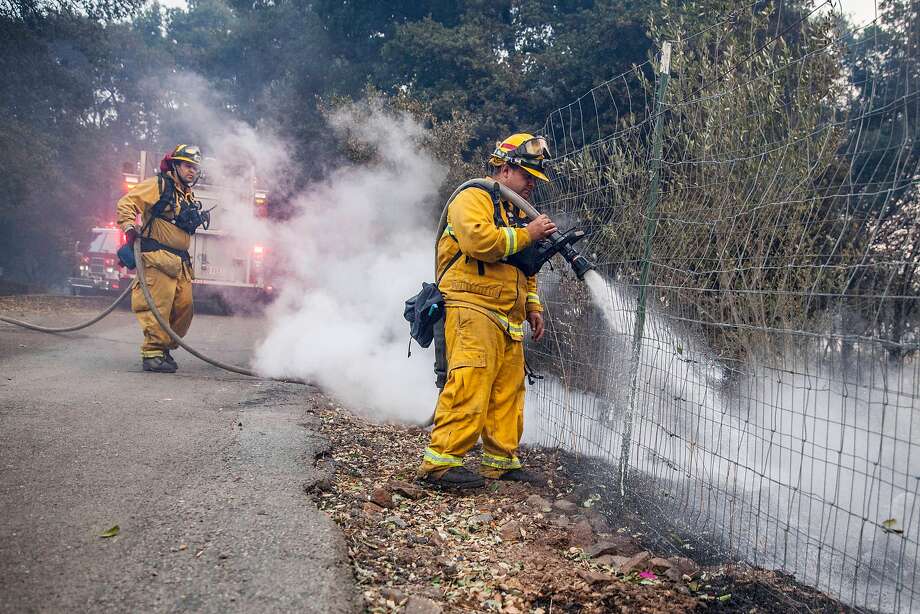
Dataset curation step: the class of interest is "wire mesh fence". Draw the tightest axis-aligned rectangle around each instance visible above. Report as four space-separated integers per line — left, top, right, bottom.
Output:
525 1 919 611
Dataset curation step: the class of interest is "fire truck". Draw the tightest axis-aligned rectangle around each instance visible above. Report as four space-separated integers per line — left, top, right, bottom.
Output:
69 224 132 295
70 151 275 306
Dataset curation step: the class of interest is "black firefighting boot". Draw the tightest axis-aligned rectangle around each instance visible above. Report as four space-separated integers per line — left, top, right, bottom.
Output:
498 468 547 486
142 355 177 373
163 350 178 370
420 466 485 491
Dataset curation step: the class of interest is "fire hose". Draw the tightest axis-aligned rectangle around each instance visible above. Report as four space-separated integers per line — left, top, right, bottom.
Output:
0 285 133 333
0 241 311 387
132 240 309 384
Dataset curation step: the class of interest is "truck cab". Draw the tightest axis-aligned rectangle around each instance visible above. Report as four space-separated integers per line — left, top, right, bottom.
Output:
69 225 133 295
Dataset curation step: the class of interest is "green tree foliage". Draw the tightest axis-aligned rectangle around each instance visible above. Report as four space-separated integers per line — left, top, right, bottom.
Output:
381 0 657 148
550 0 862 358
0 4 148 284
845 0 920 355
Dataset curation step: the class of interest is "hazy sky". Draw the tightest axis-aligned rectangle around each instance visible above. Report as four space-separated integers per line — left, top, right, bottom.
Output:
837 0 880 24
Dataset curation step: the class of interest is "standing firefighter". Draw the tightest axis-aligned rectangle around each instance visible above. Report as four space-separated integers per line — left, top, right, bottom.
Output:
418 133 558 490
116 144 207 373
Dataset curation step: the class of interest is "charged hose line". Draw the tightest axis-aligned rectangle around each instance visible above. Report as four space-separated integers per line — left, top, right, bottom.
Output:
0 285 132 333
0 244 311 387
132 240 311 386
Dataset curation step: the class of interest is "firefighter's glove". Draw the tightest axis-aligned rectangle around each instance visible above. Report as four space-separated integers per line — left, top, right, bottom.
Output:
117 227 139 270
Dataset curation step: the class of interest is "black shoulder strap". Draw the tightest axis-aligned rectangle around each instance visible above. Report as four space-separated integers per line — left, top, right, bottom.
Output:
437 180 506 281
141 174 176 236
436 249 463 286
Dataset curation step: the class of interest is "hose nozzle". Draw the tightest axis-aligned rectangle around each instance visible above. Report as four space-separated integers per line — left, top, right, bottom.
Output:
544 229 595 280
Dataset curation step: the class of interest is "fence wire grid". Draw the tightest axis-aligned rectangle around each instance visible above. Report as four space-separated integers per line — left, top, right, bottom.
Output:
524 1 920 611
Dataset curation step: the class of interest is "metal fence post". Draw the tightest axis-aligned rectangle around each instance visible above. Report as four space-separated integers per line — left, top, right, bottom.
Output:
619 41 672 499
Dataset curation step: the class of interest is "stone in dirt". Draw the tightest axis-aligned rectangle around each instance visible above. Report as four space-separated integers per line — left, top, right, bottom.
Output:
436 557 458 577
404 595 443 614
370 487 394 509
585 535 641 558
469 513 494 526
664 567 684 582
390 480 426 500
576 568 616 585
362 502 384 517
593 554 630 568
568 519 594 548
384 515 407 529
552 499 578 513
649 557 673 570
668 556 699 576
585 509 612 534
380 587 406 603
617 550 652 573
499 519 522 541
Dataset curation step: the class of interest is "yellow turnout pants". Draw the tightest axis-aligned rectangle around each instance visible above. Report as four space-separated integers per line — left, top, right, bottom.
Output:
419 306 526 479
131 262 194 358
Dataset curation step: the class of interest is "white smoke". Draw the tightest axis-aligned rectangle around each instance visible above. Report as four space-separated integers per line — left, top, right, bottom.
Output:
527 271 920 612
159 72 444 423
252 103 445 422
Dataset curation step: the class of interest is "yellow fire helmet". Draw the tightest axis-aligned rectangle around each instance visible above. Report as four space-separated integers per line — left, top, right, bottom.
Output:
489 133 551 182
169 144 202 166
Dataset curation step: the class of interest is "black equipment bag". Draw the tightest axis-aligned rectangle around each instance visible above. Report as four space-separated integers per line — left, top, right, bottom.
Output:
403 250 463 349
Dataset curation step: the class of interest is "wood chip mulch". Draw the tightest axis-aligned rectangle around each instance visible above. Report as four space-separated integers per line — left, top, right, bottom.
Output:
304 397 854 614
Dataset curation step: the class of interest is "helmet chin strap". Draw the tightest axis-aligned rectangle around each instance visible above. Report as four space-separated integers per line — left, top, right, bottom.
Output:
171 162 200 188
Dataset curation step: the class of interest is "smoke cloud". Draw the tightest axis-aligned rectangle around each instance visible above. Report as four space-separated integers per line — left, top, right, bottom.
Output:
159 72 445 423
252 104 445 422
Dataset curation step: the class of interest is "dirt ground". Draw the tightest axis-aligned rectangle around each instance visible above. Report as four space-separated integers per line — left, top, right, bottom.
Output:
0 293 116 314
307 399 855 614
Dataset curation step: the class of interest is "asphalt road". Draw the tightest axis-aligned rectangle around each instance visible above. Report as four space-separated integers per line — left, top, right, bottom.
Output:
0 300 358 613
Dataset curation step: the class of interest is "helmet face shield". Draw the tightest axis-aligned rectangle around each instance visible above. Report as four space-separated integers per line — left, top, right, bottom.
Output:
517 136 550 159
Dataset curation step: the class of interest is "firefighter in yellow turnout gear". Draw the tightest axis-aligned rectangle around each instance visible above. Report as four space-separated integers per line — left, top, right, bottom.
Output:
418 133 559 490
116 145 204 373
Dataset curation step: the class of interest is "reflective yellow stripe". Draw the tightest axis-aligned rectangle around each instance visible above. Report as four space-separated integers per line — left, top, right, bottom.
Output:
502 227 515 257
526 292 541 305
481 453 522 470
423 447 463 467
492 311 524 341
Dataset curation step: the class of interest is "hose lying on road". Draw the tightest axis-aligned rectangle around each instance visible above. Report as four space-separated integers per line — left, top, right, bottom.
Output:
129 240 311 385
0 285 132 333
1 243 312 387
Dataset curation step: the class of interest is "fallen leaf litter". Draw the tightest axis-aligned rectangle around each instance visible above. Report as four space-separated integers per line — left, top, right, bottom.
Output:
306 398 851 613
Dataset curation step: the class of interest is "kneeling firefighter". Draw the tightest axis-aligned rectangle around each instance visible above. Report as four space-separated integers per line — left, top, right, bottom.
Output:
418 133 559 490
116 144 209 373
